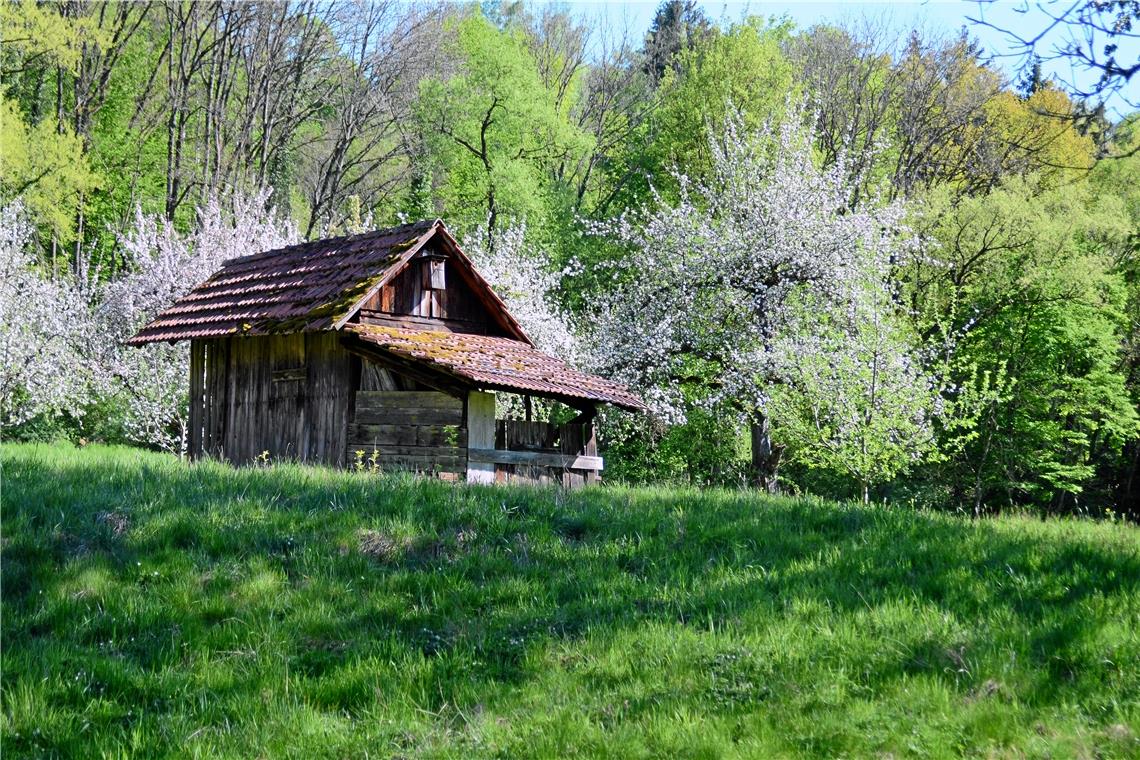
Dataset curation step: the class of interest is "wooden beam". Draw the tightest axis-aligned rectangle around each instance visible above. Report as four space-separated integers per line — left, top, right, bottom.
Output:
344 444 465 458
353 406 464 426
567 405 598 426
468 448 603 471
356 391 462 410
348 423 467 448
357 311 490 335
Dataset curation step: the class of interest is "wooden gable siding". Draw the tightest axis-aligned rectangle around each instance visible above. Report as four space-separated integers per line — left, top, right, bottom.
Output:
357 250 504 335
188 332 356 466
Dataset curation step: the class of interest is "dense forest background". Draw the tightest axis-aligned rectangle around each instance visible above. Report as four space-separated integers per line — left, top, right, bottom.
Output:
2 0 1138 518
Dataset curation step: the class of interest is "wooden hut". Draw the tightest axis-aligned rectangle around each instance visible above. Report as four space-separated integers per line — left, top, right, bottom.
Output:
128 219 645 486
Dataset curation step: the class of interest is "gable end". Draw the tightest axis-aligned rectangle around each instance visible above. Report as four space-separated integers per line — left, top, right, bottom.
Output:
334 224 531 344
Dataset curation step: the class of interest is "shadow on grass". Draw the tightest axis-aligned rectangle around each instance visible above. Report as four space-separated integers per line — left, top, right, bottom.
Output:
3 443 1139 753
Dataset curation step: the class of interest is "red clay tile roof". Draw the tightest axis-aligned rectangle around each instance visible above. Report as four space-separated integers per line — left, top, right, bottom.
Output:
347 323 647 412
127 220 440 345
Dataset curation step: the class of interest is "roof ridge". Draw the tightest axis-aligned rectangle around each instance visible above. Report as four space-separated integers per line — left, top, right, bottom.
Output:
222 218 440 267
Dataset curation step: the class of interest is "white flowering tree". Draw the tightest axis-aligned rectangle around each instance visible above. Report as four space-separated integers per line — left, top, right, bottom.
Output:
89 190 298 452
461 222 580 363
461 222 583 421
587 104 936 490
0 202 92 427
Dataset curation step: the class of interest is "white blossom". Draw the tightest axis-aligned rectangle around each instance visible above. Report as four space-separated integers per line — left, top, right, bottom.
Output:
461 222 580 365
586 101 920 425
0 202 92 426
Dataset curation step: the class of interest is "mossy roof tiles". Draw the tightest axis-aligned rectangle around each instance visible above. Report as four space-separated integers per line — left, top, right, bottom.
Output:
348 323 647 412
127 219 438 345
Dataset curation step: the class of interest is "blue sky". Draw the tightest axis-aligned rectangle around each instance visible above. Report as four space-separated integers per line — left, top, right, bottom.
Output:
553 1 1139 117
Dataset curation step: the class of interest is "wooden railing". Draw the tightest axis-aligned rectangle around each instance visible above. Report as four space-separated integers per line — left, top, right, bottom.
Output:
468 448 603 471
488 419 601 486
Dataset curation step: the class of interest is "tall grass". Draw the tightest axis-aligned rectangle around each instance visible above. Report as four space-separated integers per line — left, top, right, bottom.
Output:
2 442 1138 758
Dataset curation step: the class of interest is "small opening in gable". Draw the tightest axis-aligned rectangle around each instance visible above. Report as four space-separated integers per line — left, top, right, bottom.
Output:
422 257 446 290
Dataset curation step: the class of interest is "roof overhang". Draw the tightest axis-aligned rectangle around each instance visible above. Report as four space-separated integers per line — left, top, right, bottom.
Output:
342 324 647 413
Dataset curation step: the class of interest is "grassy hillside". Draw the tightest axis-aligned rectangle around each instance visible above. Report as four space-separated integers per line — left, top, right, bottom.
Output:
2 443 1138 758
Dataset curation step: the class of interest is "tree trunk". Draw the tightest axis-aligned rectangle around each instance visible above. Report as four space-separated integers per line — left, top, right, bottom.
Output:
1123 441 1140 518
750 416 783 494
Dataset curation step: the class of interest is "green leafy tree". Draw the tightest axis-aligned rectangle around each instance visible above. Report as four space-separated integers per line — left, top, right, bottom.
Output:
985 84 1097 187
0 95 98 247
911 176 1138 513
770 282 945 504
1087 117 1140 513
416 11 591 247
612 17 795 208
0 0 101 251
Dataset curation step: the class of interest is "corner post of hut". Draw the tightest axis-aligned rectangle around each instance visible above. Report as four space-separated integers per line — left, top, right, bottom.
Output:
466 390 496 484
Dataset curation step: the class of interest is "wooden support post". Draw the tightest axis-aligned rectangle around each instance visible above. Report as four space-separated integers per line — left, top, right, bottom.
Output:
466 390 496 484
584 412 599 485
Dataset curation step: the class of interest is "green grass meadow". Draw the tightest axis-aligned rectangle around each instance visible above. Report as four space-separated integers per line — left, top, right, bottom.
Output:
2 443 1138 758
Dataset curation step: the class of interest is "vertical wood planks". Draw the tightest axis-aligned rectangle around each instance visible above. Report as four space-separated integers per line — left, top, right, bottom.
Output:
489 416 601 487
203 339 229 459
199 333 353 468
224 336 239 462
306 333 330 464
269 333 305 459
371 255 490 331
188 340 204 459
561 422 584 489
303 332 354 467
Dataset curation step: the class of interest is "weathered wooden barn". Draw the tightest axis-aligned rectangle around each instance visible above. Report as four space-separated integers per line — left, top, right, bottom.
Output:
128 219 645 486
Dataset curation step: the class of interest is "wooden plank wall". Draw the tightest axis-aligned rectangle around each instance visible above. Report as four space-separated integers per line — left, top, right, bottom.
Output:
303 332 356 466
200 338 230 459
195 332 355 466
191 331 602 487
188 340 205 458
348 390 467 475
